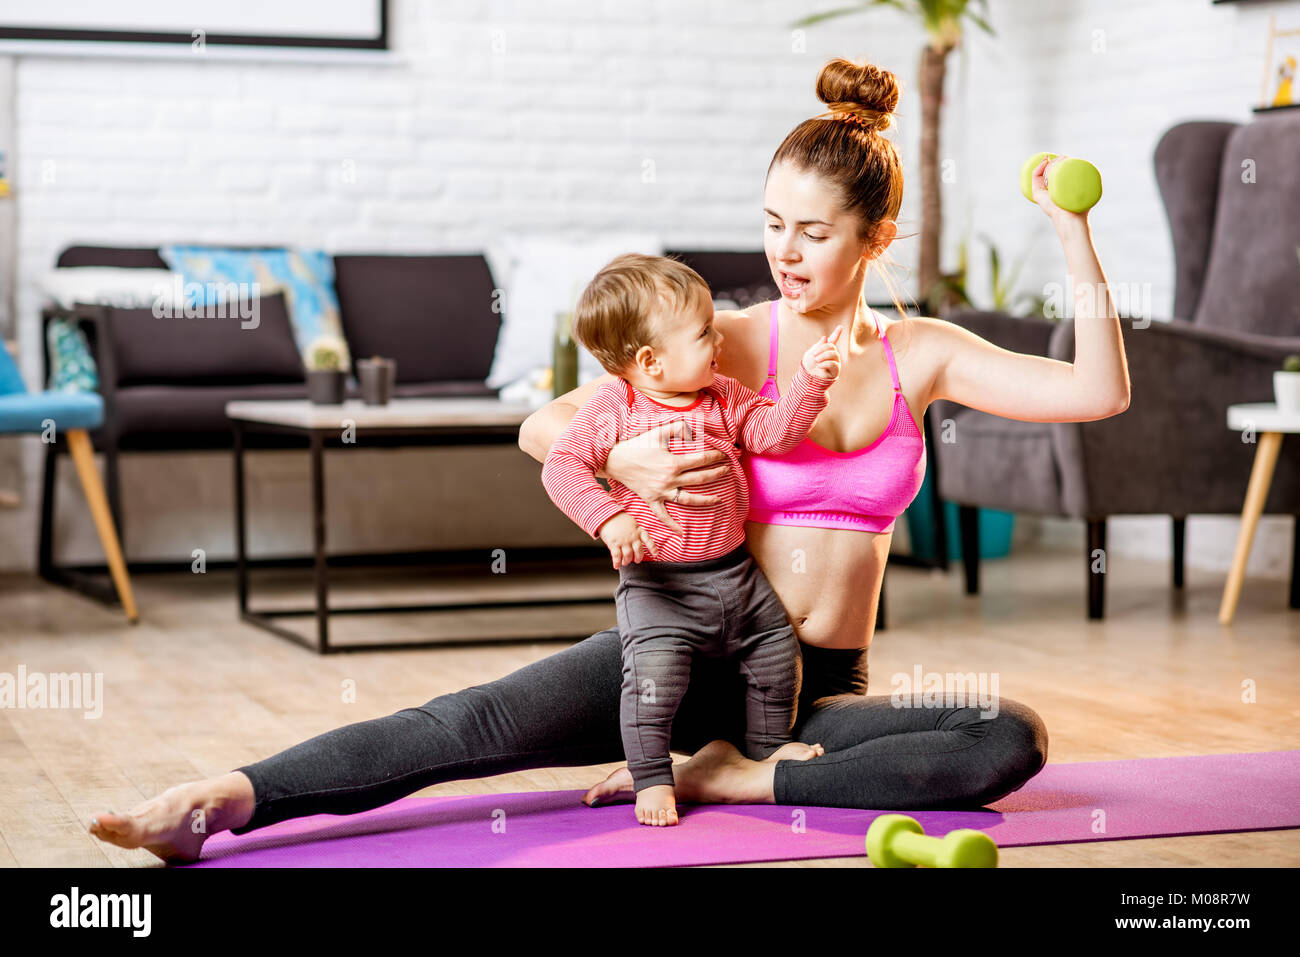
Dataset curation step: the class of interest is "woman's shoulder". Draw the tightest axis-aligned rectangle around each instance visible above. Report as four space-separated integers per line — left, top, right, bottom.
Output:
713 299 775 348
874 308 939 351
713 299 771 325
711 300 773 390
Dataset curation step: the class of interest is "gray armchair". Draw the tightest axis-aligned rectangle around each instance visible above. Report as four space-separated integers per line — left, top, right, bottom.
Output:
927 116 1300 619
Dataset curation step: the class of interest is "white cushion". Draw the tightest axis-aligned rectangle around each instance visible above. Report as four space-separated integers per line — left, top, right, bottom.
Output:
38 267 183 310
484 233 663 390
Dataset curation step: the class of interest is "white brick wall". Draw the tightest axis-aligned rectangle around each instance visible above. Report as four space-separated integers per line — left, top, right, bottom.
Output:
0 0 1293 587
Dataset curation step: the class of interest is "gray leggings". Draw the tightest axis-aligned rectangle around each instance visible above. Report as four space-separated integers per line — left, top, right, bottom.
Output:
229 624 1049 835
617 543 801 791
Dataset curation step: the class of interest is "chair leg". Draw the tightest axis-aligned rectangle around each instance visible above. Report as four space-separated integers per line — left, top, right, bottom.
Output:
38 440 58 580
64 429 138 623
1088 517 1107 620
876 574 887 631
959 504 979 594
1172 515 1185 590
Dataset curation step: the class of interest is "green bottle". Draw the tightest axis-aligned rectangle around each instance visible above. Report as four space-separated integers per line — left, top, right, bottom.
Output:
552 309 578 398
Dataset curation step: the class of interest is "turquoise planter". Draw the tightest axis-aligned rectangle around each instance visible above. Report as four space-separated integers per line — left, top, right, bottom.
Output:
904 465 1015 562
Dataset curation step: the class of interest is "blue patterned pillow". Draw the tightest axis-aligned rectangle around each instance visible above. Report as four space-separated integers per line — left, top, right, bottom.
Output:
45 318 99 393
158 246 350 369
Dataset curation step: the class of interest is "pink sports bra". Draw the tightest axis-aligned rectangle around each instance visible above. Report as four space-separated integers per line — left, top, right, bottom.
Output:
741 300 926 534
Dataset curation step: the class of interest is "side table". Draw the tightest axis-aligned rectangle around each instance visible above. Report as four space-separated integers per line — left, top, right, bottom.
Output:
1219 402 1300 624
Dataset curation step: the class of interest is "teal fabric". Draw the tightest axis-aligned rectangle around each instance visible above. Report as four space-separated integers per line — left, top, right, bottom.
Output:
0 390 102 432
45 318 99 392
158 246 349 367
0 340 24 396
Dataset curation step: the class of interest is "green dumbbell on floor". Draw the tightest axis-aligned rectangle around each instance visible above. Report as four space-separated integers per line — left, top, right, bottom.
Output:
866 813 999 868
1021 151 1102 212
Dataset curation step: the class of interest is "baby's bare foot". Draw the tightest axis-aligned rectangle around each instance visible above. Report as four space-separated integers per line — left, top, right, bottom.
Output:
634 784 679 826
765 741 825 762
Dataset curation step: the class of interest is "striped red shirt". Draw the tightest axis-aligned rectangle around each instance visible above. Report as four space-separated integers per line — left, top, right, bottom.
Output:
541 365 832 562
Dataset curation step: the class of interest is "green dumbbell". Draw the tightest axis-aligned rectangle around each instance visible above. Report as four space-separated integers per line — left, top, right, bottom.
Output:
865 813 999 868
1020 151 1102 212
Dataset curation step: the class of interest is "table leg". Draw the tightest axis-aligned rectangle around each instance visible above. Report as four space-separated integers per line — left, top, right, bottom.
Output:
311 430 329 653
234 420 248 614
1219 431 1284 625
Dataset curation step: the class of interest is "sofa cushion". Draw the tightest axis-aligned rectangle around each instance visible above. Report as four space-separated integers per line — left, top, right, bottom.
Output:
159 245 350 368
46 318 99 392
481 235 661 389
110 382 309 448
335 254 502 386
108 291 305 386
1193 116 1300 337
669 250 775 307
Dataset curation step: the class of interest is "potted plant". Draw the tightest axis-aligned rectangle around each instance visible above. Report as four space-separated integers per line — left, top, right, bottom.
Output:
305 335 348 405
1277 354 1300 411
793 0 994 316
927 233 1050 320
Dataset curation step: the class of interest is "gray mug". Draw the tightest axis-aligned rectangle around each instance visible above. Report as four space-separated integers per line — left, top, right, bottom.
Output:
357 357 396 405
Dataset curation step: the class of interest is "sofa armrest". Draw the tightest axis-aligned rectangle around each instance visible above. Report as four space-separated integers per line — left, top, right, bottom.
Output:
925 309 1060 427
1049 315 1300 366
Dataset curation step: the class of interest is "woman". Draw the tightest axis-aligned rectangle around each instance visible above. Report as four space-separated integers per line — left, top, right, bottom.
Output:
90 58 1127 864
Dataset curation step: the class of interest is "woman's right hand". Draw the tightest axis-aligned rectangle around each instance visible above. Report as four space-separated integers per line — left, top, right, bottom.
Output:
602 420 731 536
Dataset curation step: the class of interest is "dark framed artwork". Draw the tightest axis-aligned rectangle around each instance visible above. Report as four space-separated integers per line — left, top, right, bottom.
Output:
0 1 388 51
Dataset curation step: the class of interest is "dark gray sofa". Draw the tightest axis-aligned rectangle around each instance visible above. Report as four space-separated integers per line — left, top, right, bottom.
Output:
36 246 774 589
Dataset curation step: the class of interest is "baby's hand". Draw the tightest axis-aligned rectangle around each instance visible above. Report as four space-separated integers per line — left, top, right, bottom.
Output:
801 325 843 382
597 512 660 569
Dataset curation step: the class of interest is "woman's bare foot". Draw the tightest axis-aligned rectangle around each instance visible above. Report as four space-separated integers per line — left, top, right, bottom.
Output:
88 772 254 865
582 766 635 807
582 738 825 809
766 741 825 762
634 784 679 826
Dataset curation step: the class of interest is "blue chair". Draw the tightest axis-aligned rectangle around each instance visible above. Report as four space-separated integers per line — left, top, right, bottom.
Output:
0 342 138 622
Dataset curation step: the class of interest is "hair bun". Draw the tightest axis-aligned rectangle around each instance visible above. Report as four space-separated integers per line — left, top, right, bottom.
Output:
815 57 900 132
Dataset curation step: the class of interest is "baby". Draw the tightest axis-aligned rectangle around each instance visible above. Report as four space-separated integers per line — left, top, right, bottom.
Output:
540 253 842 826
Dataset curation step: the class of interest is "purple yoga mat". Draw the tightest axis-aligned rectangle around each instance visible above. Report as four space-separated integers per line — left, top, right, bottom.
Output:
185 751 1300 867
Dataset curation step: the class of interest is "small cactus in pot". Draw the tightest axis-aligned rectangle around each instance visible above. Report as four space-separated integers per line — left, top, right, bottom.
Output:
1275 354 1300 412
305 334 349 405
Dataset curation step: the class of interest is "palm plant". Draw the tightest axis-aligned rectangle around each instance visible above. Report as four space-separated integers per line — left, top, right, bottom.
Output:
792 0 994 317
929 234 1050 320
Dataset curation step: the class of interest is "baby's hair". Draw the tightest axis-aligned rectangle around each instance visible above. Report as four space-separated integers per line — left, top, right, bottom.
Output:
573 253 711 377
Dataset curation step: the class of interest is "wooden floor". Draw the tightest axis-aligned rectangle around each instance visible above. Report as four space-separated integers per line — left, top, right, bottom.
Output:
1 541 1297 868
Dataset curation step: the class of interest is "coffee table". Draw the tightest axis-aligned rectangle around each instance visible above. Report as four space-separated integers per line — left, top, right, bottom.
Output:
1219 402 1300 624
225 397 613 653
